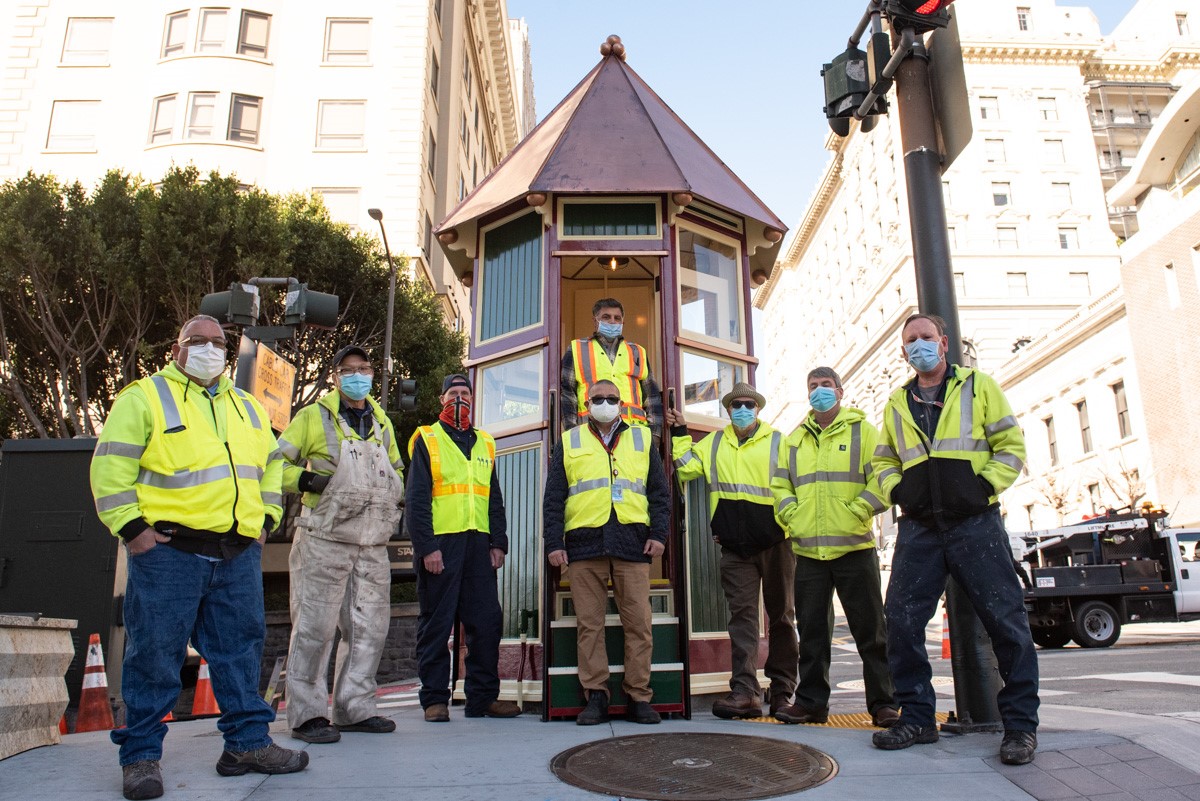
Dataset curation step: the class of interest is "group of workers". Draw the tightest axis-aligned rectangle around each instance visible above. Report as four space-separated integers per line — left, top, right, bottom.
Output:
89 298 1040 801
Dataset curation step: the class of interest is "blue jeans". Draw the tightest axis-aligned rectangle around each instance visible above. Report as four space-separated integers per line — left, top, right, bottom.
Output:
113 542 275 765
885 507 1039 732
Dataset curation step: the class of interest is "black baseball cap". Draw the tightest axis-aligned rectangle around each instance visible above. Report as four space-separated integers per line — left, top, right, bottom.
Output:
331 345 370 366
441 374 472 393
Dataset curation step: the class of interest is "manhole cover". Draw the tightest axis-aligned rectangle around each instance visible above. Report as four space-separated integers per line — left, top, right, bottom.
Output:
550 733 837 800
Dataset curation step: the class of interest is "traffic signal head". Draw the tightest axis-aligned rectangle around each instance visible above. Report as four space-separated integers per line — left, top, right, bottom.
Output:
398 379 417 412
199 282 261 326
885 0 956 34
822 46 887 137
283 284 340 329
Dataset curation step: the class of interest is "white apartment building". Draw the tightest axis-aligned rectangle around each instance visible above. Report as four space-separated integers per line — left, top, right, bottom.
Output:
507 17 535 138
757 0 1200 532
0 0 527 328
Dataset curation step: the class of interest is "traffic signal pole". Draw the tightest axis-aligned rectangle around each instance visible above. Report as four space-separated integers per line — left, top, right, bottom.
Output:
891 30 1004 733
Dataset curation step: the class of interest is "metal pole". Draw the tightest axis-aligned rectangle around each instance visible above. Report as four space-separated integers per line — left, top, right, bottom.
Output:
891 30 1003 733
369 209 397 413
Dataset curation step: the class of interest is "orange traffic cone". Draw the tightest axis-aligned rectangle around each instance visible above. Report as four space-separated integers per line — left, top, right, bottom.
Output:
941 611 952 660
58 715 68 735
75 634 115 732
191 658 220 715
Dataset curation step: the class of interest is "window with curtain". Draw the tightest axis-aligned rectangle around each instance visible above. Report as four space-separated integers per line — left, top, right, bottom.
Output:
478 212 543 343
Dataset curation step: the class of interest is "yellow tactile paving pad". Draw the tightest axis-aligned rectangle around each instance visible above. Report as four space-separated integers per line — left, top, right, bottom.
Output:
739 711 951 730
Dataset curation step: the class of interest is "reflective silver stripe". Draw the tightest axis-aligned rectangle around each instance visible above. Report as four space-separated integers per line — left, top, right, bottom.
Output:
993 452 1024 472
674 450 698 470
569 427 582 450
267 448 282 463
96 490 138 512
878 467 900 485
236 464 264 481
234 389 262 430
630 426 645 452
574 339 596 384
958 373 975 441
792 532 875 548
320 408 341 466
768 431 781 486
150 375 182 430
262 492 283 506
848 422 864 483
932 437 990 453
985 415 1018 437
613 478 647 495
568 477 609 496
709 431 724 488
862 461 874 480
277 437 300 461
772 466 791 481
310 458 337 473
792 471 859 486
776 495 797 513
859 490 887 513
789 443 799 485
391 458 405 472
899 444 927 462
874 443 898 460
136 464 232 489
713 482 772 499
95 441 145 459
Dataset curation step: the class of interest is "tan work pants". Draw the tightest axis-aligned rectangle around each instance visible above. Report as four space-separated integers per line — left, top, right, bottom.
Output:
569 557 653 703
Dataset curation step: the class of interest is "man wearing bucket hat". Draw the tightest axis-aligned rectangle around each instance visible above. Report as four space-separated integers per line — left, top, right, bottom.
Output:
406 374 520 722
665 382 798 720
278 345 406 744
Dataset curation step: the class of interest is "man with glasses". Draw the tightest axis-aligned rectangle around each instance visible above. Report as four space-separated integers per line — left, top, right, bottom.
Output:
872 314 1038 764
666 383 797 720
278 345 405 744
545 379 670 725
91 314 307 800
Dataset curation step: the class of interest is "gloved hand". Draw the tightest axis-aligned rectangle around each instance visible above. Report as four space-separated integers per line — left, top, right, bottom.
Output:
308 473 332 493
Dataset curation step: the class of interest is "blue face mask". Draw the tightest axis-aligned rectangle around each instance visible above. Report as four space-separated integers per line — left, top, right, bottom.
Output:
339 373 372 401
809 386 839 413
906 338 943 373
730 407 757 429
597 321 623 339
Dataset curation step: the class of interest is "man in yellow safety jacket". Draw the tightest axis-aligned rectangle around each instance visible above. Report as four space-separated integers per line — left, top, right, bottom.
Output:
871 313 1038 765
544 379 671 726
406 374 520 722
90 314 307 801
666 382 798 720
770 367 898 728
278 345 405 745
559 297 663 435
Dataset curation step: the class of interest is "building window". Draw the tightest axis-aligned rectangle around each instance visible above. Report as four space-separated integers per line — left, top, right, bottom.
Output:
1017 6 1031 30
426 129 436 178
196 8 228 53
996 226 1018 250
478 211 543 342
1057 227 1079 250
237 11 270 58
324 18 370 63
1101 148 1124 169
984 138 1005 163
1077 399 1092 453
941 179 952 206
1007 271 1028 296
1178 13 1190 36
1044 139 1065 163
992 181 1011 206
148 94 176 144
472 158 478 187
429 51 439 98
185 92 217 139
1050 181 1072 206
313 187 360 228
458 172 466 201
1037 96 1057 121
1087 482 1101 514
1069 271 1090 296
1113 381 1131 439
227 94 261 144
424 213 433 256
978 95 999 120
315 100 366 149
474 100 480 131
947 226 958 249
1165 262 1181 309
953 271 965 296
61 17 113 65
45 100 99 150
463 47 472 96
678 225 745 348
460 111 468 144
1045 417 1058 466
162 11 188 58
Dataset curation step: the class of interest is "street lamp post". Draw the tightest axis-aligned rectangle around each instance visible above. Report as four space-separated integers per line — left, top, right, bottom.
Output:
368 207 397 413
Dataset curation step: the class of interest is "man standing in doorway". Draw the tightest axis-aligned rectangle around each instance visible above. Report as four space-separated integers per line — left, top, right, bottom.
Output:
279 345 405 744
560 298 663 436
544 379 670 726
666 383 797 720
771 367 897 728
872 313 1039 764
406 374 520 722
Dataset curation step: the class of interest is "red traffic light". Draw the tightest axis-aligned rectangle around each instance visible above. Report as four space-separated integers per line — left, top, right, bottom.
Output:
911 0 955 12
886 0 956 32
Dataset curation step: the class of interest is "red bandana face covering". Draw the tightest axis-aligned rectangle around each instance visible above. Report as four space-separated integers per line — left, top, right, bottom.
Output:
439 398 472 431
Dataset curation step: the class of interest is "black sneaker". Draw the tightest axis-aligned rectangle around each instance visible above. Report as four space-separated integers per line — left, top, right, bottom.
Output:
336 716 396 734
216 743 310 776
122 760 163 800
291 716 340 744
576 691 610 726
625 701 662 725
1000 730 1037 765
871 722 939 750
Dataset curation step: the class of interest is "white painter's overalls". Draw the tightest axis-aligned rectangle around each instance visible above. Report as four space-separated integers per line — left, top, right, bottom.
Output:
286 409 403 727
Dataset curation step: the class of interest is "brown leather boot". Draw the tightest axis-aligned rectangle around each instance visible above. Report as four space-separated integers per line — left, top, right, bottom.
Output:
711 693 763 720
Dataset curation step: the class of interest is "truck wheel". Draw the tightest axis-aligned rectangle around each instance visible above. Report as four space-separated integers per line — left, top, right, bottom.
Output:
1071 600 1121 648
1031 625 1072 649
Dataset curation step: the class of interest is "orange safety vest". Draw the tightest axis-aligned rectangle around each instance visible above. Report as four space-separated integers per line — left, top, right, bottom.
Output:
570 337 649 426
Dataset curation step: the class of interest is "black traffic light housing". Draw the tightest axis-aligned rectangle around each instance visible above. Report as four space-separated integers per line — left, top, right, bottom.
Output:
822 45 888 137
283 283 339 329
885 0 956 34
199 282 261 326
397 379 417 412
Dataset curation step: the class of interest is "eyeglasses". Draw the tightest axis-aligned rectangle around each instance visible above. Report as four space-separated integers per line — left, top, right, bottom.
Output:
179 336 227 348
335 366 375 377
729 400 757 410
589 396 621 406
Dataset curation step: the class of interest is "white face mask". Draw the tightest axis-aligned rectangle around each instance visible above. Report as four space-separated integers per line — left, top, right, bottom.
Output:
182 343 227 383
589 401 620 424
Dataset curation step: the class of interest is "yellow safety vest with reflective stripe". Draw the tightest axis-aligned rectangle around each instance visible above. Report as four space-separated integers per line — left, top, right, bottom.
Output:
570 338 649 426
672 422 781 519
408 424 495 535
563 424 651 531
873 366 1026 505
772 408 887 560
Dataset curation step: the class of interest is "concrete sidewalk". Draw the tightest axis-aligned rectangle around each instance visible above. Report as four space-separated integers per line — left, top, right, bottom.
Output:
4 702 1200 800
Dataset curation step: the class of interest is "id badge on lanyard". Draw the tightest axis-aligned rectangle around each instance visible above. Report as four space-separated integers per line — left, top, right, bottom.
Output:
611 467 622 503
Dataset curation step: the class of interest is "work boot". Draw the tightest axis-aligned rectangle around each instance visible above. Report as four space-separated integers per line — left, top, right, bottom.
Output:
1000 730 1038 765
872 722 939 750
576 691 610 726
711 692 763 720
769 695 794 717
774 703 829 724
336 716 395 733
291 716 340 743
465 700 522 718
871 706 901 728
424 703 450 723
216 743 309 776
122 760 163 800
625 701 661 724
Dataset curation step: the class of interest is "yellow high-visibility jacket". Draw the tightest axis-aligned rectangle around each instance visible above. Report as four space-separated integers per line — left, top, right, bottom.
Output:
570 337 649 425
407 424 495 535
563 423 651 531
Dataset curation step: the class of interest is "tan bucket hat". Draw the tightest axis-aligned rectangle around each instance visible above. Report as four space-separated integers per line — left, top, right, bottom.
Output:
721 382 766 410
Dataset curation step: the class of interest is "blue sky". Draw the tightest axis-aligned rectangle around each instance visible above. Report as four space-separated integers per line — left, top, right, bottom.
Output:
507 1 1140 231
